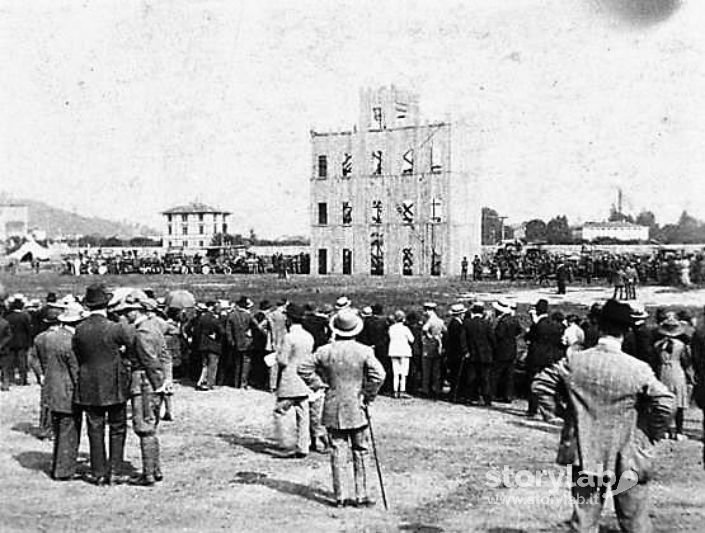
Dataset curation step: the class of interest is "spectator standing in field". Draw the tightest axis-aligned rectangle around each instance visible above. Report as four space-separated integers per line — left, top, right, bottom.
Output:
114 292 166 487
444 303 468 401
420 302 446 398
492 300 522 403
6 295 33 386
158 307 181 421
226 296 257 389
654 313 692 440
387 310 414 399
525 299 565 419
36 302 85 480
298 309 385 508
193 301 224 391
612 265 625 300
267 299 289 393
463 302 496 406
72 283 132 486
366 304 390 393
273 304 314 458
622 304 657 372
690 306 705 465
0 306 12 391
461 256 469 281
532 300 674 532
404 310 424 395
562 315 585 357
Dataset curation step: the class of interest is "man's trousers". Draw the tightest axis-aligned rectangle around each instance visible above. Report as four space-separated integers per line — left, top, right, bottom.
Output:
570 468 652 533
420 357 442 396
233 349 252 388
327 426 370 503
83 403 127 479
197 351 220 388
273 397 310 454
131 372 161 478
493 360 515 401
51 409 82 479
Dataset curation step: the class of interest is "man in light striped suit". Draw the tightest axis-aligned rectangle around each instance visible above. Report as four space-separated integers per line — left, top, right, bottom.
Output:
533 299 675 533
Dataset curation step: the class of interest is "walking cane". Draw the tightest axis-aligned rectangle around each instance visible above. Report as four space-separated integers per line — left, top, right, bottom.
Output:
364 405 389 511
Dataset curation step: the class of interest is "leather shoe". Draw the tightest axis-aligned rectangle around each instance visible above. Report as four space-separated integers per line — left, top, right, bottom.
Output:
354 497 376 508
283 451 308 459
154 470 163 482
94 475 111 486
53 473 83 482
161 413 173 422
128 474 156 487
110 474 131 485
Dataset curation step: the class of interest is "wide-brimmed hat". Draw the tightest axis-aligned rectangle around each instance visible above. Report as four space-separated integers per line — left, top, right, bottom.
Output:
599 299 633 328
492 300 512 315
331 309 364 338
658 313 686 337
111 289 156 313
58 302 87 323
236 296 254 309
335 296 352 310
84 283 112 309
449 303 467 315
360 306 373 318
285 303 305 322
259 300 272 311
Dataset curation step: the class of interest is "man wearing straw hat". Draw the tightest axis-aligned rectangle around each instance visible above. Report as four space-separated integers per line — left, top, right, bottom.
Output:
444 303 468 401
298 308 385 507
35 301 86 480
493 300 522 404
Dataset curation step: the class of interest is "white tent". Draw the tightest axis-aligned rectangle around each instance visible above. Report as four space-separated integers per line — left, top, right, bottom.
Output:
7 239 51 262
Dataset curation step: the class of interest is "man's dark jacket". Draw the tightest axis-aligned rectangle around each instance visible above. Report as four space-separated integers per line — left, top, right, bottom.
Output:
463 315 496 364
525 316 565 368
192 310 224 355
72 313 132 406
445 317 467 363
494 314 523 362
6 310 32 349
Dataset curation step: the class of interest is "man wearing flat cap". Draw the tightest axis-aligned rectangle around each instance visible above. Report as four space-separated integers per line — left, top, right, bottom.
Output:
72 283 133 485
533 300 675 532
298 309 385 507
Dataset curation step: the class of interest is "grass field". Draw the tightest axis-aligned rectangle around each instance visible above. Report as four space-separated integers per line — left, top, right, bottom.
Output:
1 272 705 532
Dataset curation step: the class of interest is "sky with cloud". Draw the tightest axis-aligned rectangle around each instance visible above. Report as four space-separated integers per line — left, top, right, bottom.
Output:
1 0 702 236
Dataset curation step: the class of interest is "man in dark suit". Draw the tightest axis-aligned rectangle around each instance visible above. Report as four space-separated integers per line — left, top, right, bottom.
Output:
0 309 13 391
525 299 565 418
72 283 132 485
463 303 496 406
444 303 467 401
192 301 224 390
492 300 523 403
533 300 674 531
225 296 258 388
6 296 33 385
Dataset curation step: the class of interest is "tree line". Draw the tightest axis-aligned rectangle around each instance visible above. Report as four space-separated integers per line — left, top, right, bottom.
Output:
482 207 705 245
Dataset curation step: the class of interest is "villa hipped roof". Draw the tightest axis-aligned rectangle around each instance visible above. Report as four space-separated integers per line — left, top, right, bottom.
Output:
161 202 231 215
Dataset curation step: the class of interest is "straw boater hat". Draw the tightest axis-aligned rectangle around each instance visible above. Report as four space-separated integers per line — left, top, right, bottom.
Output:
492 300 512 315
331 309 364 338
423 302 437 310
449 303 467 315
360 306 373 318
630 302 649 321
658 313 686 338
58 302 88 324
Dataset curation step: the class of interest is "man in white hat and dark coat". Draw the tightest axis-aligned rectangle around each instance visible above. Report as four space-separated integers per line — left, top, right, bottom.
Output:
444 303 468 401
35 302 86 480
297 309 385 507
492 300 522 403
72 283 132 485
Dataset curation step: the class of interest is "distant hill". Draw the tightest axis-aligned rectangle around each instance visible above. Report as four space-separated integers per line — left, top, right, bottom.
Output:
23 199 157 239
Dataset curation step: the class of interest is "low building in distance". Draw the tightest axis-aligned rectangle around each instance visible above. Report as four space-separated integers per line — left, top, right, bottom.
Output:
579 221 649 242
310 85 481 276
161 202 230 251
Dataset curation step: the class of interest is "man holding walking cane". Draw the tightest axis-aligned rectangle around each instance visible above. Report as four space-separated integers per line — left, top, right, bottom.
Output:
298 308 386 508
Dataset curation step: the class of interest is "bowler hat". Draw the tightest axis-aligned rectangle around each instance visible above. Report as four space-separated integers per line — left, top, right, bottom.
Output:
331 309 363 338
84 283 112 309
599 299 633 328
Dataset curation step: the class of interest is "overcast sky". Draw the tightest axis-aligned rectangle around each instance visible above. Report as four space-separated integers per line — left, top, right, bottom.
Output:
1 0 702 236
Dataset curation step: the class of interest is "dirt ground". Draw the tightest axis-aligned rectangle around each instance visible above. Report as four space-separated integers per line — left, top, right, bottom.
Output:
1 273 705 532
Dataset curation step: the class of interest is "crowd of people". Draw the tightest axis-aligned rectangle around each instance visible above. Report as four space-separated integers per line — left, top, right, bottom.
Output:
1 283 705 524
469 248 705 288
